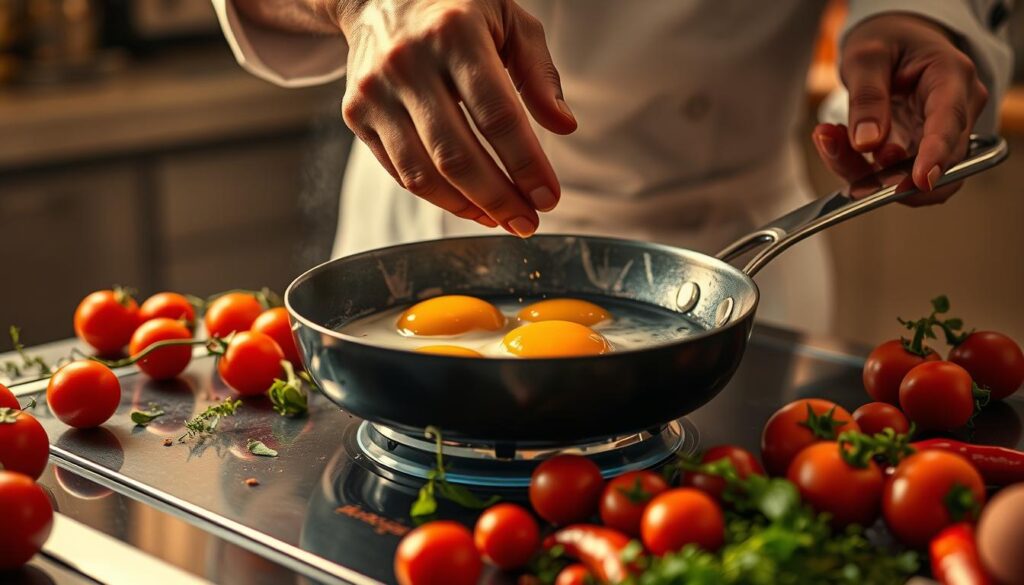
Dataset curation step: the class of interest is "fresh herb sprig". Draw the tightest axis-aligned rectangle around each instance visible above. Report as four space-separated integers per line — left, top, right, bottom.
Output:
898 295 968 355
410 426 500 522
178 398 242 442
267 361 308 417
2 326 51 380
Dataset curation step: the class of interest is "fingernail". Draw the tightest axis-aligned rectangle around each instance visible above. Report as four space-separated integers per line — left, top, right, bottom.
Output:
853 121 880 148
507 216 536 238
817 134 838 159
475 215 498 228
926 165 942 191
556 98 576 124
529 186 557 212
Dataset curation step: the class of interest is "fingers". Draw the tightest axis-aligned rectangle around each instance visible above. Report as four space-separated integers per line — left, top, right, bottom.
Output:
911 55 986 193
812 123 875 184
841 40 895 152
448 23 562 212
505 6 577 135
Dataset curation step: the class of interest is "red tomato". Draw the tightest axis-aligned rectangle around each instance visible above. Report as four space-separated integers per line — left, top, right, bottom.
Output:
0 409 49 479
787 442 883 527
852 402 910 436
884 451 986 549
0 383 18 410
128 318 193 380
47 361 121 428
73 289 139 355
473 503 540 570
529 455 604 525
252 307 302 367
394 520 481 585
139 292 196 327
863 339 940 405
949 331 1024 400
0 470 54 570
217 331 284 396
555 564 592 585
899 361 975 431
682 445 764 501
760 398 859 477
599 470 669 536
641 488 724 554
204 293 263 339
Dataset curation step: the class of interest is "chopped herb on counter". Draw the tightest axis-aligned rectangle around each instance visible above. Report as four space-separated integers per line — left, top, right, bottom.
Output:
267 361 308 417
178 398 242 442
131 406 165 426
247 439 278 457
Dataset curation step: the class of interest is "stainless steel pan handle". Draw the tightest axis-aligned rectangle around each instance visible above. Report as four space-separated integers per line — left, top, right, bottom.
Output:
716 135 1008 276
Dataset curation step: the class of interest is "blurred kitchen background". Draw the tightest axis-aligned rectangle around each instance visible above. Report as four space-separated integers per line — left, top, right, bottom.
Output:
0 0 1022 353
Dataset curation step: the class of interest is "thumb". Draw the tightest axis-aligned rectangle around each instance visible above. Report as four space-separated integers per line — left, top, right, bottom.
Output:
841 43 894 152
505 7 576 135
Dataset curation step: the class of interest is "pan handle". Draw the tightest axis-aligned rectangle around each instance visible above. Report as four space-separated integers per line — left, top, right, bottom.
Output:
715 135 1008 276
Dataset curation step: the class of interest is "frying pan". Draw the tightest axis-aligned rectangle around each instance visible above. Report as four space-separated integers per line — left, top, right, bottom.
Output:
285 136 1007 444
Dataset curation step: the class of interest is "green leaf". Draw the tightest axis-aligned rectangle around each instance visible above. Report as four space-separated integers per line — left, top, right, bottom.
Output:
436 481 500 509
131 408 165 426
246 439 279 457
267 379 308 417
931 295 950 314
410 481 437 520
755 479 800 521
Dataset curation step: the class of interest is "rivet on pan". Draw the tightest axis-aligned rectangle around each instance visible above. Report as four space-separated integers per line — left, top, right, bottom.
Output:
676 282 700 312
715 297 734 327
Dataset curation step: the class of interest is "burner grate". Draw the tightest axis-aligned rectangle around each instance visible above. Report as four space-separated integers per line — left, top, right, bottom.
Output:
355 419 699 488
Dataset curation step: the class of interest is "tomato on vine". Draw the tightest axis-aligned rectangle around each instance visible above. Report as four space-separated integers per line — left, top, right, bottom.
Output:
217 331 284 396
852 402 910 435
473 503 539 570
47 360 121 428
73 289 139 355
899 361 977 431
863 340 939 405
599 470 669 536
128 318 193 380
529 454 604 525
787 441 883 527
0 408 49 479
0 383 18 410
138 292 196 327
395 521 481 585
948 331 1024 401
682 445 763 501
0 470 53 570
760 399 859 476
251 307 302 367
204 293 263 338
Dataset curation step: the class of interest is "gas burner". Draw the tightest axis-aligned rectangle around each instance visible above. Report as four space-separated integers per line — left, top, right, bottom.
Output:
355 419 700 488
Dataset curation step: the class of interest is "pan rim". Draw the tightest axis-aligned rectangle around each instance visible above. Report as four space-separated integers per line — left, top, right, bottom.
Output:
284 233 760 362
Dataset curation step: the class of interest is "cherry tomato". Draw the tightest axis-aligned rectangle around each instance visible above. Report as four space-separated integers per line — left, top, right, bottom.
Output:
139 292 196 327
883 450 985 549
128 318 193 380
529 455 604 525
599 470 669 537
473 503 540 570
555 564 592 585
787 442 883 527
682 445 764 501
0 383 18 410
251 307 302 367
949 331 1024 400
394 520 481 585
899 361 975 431
217 331 284 396
852 402 910 436
73 289 139 355
0 470 53 570
0 408 49 479
760 398 859 477
863 339 939 405
47 361 121 428
641 488 724 555
204 293 263 339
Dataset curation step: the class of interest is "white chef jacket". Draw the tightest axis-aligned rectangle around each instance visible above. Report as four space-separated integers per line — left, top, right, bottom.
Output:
213 0 1010 334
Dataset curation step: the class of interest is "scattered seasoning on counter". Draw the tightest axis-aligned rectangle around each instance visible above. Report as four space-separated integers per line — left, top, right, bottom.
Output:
247 439 278 457
163 438 173 447
245 478 260 487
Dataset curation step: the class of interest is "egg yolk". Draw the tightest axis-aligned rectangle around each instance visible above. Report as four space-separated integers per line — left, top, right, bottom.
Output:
415 345 483 357
518 298 611 326
396 295 505 336
502 320 612 358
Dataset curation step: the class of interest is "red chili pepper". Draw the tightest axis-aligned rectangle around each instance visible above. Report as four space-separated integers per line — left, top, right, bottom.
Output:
912 438 1024 486
545 524 633 584
930 523 991 585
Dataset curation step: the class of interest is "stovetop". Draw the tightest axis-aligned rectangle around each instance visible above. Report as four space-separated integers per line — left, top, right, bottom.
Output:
8 326 1024 585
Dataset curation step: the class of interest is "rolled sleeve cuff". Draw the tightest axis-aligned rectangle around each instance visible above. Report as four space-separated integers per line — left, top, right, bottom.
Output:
213 0 348 88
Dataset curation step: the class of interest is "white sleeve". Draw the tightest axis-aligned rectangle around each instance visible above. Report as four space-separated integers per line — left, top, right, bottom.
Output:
843 0 1014 132
212 0 347 88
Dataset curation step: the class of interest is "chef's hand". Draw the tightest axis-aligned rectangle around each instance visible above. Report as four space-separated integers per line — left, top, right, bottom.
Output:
336 0 576 236
813 14 988 206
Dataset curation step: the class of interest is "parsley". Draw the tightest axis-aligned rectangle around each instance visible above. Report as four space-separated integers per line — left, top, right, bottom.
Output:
267 361 308 417
409 426 500 521
246 439 278 457
178 398 242 442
